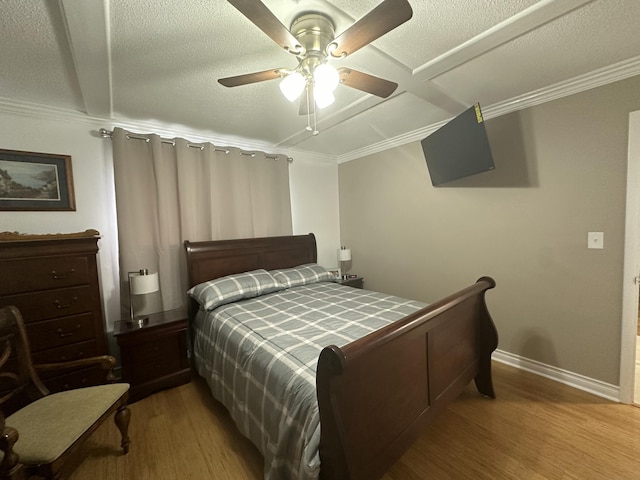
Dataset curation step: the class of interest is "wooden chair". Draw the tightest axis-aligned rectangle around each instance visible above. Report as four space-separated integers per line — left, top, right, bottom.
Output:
0 305 130 480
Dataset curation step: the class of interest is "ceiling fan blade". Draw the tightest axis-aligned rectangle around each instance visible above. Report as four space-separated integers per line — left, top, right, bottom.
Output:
329 0 413 58
218 68 282 87
299 85 315 116
338 68 398 98
227 0 302 54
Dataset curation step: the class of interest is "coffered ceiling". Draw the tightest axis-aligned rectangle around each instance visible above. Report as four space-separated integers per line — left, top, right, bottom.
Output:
1 0 639 160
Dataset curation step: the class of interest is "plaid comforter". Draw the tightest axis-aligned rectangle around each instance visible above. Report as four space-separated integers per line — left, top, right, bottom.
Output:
192 281 426 480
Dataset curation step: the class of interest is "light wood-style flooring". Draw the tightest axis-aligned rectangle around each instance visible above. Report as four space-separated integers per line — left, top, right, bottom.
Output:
636 336 640 404
68 362 640 480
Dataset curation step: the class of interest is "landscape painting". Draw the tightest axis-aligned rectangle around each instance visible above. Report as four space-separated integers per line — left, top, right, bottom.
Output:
0 149 75 211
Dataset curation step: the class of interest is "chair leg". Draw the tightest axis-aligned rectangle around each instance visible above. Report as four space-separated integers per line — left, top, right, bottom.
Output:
114 404 131 454
0 423 23 479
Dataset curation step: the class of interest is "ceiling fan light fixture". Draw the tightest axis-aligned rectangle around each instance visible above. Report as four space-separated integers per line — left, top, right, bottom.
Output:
279 72 306 102
220 0 414 134
313 63 339 92
314 86 335 109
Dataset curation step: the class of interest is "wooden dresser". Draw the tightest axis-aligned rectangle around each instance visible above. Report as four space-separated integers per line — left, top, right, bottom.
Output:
0 230 108 392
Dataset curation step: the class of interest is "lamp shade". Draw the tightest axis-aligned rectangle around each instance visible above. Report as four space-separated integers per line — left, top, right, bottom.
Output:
130 271 159 295
338 247 351 262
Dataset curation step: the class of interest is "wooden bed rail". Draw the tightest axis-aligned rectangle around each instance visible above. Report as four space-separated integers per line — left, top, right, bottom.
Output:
316 277 498 480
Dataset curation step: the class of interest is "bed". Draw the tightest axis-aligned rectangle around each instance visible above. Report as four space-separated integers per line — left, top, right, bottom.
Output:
184 233 498 480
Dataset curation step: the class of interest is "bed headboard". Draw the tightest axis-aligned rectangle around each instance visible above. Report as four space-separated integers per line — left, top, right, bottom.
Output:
184 233 317 288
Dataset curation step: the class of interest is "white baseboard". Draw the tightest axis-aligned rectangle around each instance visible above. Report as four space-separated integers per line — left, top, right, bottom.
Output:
492 349 620 402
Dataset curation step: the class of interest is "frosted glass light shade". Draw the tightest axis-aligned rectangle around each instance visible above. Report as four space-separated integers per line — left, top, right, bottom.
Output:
280 72 306 102
314 63 339 92
314 87 335 109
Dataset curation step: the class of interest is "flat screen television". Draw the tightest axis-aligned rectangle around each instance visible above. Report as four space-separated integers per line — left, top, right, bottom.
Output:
421 103 495 186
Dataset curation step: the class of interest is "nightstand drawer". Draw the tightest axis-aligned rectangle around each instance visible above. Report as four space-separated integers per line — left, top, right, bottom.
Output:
129 334 185 384
0 256 90 294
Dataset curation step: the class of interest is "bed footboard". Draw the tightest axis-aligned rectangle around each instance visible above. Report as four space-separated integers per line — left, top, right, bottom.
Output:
316 277 498 480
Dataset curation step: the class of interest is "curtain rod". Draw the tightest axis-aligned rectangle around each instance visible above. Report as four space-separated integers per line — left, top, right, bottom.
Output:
99 128 293 163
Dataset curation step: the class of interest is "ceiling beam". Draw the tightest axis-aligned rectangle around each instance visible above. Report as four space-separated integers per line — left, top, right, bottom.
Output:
398 0 596 111
412 0 596 81
58 0 112 118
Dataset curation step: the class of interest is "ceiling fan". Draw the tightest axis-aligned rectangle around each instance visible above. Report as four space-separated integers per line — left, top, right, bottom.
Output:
218 0 413 134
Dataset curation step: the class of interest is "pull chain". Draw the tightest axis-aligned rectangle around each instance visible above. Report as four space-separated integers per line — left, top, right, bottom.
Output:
304 86 319 136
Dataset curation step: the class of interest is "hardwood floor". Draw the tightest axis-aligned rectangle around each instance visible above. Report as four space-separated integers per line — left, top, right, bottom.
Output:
636 336 640 404
67 362 640 480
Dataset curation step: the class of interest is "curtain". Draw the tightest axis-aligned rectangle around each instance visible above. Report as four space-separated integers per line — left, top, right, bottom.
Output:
111 127 293 315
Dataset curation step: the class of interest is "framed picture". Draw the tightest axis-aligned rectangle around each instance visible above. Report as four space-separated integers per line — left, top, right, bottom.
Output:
0 149 76 211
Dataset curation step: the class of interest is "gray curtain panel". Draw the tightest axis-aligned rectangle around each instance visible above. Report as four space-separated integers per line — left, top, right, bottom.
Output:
112 127 292 314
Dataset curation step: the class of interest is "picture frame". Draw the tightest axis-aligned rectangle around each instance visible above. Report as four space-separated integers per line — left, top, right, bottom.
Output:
0 149 76 211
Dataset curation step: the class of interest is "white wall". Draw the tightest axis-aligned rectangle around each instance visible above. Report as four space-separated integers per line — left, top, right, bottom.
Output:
339 75 640 390
0 108 340 344
289 152 341 269
0 112 121 334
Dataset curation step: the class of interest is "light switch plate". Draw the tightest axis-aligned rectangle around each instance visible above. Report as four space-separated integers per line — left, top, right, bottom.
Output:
587 232 604 249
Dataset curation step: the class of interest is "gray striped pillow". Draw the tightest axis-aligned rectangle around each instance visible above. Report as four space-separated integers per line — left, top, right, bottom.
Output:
270 263 334 288
188 269 283 311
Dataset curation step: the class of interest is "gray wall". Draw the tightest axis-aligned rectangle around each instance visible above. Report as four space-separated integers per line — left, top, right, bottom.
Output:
338 75 640 385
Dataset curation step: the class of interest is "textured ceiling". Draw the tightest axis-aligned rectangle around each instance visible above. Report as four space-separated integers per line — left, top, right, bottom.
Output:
1 0 639 160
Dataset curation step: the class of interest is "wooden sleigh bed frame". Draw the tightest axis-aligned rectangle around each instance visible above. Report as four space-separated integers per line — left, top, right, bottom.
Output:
184 233 498 480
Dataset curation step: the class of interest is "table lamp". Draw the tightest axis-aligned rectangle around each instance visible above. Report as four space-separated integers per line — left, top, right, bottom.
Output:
338 246 352 280
128 268 159 326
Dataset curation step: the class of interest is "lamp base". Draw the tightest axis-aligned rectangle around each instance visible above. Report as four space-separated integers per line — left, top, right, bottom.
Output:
127 316 149 327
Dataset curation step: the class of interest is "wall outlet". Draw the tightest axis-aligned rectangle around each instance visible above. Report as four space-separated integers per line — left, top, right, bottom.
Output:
587 232 604 249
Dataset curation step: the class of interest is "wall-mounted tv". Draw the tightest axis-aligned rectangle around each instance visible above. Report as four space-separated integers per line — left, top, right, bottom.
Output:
421 103 495 186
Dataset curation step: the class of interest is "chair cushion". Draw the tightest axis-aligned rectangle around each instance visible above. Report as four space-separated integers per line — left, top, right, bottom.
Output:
6 383 129 464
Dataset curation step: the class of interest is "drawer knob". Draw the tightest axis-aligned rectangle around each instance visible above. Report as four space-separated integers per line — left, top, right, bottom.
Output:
51 269 76 280
57 324 81 338
54 297 78 309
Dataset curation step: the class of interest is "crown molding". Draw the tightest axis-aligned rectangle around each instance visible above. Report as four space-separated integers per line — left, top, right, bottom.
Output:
0 97 335 164
0 98 102 126
337 55 640 164
2 54 639 167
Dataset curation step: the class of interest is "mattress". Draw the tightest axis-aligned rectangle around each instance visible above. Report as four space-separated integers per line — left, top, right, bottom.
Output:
192 281 425 480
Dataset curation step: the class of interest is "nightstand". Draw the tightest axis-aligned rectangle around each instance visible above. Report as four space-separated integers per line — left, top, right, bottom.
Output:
337 276 364 289
113 308 190 403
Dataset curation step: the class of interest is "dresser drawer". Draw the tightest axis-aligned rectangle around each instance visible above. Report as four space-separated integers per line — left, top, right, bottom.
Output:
32 340 99 376
0 256 91 294
43 366 109 394
0 285 93 322
26 314 96 351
